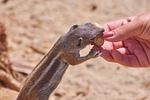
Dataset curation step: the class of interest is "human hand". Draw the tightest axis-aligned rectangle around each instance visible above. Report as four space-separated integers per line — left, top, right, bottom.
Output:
92 12 150 67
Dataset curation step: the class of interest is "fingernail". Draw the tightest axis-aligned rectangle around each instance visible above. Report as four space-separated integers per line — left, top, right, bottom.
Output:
103 31 114 37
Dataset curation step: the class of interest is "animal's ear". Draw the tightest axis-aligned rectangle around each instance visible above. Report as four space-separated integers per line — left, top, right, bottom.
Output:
77 37 83 47
69 25 78 31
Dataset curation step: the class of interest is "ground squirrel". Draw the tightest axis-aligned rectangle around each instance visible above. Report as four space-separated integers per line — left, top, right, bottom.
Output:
17 23 104 100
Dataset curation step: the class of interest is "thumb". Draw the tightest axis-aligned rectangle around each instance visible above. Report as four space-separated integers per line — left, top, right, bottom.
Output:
103 20 140 42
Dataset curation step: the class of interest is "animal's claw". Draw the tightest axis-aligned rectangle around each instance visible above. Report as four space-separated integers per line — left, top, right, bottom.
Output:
88 50 101 58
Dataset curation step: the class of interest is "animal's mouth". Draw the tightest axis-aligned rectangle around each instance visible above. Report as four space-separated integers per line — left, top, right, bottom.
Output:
90 33 103 41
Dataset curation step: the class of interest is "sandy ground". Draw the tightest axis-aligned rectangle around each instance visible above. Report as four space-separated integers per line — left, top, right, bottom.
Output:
0 0 150 100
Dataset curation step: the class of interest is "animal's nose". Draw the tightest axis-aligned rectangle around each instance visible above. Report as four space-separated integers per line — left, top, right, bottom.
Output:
99 28 105 33
97 28 104 36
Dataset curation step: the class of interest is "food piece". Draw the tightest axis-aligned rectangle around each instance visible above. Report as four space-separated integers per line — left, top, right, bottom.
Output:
93 35 104 47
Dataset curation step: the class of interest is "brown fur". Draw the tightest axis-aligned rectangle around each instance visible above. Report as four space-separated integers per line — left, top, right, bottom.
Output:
17 23 104 100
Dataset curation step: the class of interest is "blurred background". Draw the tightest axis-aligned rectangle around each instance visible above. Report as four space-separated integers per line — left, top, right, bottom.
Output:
0 0 150 100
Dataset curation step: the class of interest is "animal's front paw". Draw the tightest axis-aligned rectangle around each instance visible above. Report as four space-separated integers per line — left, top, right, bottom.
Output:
88 50 101 58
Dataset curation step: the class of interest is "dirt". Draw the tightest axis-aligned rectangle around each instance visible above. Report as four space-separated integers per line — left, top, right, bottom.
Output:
0 0 150 100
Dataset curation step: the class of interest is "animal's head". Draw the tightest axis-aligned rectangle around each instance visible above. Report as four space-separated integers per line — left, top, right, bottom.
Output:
60 23 104 52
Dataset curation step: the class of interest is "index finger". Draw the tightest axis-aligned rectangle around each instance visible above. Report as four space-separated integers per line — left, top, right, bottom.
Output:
103 17 135 32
